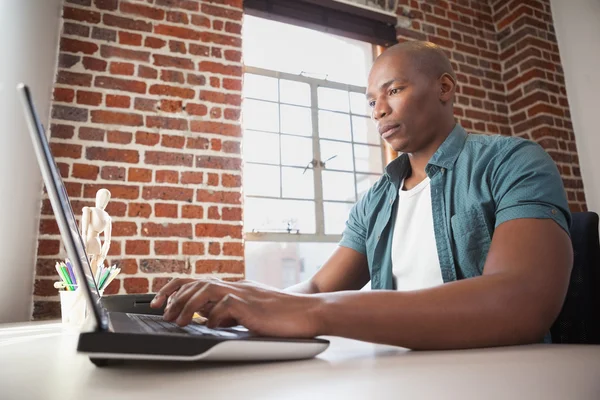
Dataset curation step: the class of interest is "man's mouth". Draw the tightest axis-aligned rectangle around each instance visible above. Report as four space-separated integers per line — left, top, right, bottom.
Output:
378 123 400 139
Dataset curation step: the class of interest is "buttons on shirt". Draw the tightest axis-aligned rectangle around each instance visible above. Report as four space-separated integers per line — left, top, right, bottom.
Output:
551 209 557 215
441 168 445 175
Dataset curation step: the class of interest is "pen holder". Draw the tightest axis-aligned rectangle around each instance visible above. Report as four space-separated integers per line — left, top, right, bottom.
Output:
59 289 86 326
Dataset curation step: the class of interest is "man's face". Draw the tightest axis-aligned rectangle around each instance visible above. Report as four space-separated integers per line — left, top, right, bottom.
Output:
366 51 440 153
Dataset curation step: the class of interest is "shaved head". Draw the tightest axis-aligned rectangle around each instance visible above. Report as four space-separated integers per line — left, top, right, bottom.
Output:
377 41 456 83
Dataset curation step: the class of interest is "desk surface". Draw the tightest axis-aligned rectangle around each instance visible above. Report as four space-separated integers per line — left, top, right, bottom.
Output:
1 322 599 400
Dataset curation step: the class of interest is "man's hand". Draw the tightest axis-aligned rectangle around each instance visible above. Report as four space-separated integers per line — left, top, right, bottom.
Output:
150 278 323 338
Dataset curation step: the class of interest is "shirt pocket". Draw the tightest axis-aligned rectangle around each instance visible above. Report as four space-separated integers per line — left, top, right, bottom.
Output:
450 208 491 277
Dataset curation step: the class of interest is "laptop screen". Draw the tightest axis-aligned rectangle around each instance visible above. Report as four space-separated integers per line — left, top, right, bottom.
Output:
18 84 108 331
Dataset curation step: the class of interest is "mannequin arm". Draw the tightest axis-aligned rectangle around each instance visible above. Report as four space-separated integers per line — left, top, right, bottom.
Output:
100 217 112 259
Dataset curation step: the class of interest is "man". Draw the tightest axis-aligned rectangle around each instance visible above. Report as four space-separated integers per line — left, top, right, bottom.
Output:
151 41 573 350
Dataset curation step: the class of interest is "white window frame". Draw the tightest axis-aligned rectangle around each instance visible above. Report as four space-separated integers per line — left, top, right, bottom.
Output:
243 66 385 244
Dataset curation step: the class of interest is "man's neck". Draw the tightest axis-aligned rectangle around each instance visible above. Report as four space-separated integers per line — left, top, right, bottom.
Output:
405 121 456 186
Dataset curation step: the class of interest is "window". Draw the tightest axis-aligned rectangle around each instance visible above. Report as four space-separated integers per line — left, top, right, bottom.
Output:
242 16 382 288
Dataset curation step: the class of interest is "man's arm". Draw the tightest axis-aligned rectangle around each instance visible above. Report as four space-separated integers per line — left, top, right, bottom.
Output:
314 218 572 349
285 246 371 294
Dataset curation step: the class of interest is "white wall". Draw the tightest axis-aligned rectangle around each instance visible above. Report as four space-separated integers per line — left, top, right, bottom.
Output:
550 0 600 214
0 0 62 322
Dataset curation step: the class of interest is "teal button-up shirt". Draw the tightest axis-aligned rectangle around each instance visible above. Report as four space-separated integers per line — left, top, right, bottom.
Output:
340 123 571 290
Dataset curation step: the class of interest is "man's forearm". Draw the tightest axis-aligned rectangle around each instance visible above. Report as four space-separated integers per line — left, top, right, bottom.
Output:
285 280 320 294
313 274 553 350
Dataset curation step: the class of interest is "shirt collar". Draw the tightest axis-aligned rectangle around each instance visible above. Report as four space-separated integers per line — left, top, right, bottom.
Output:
384 123 468 187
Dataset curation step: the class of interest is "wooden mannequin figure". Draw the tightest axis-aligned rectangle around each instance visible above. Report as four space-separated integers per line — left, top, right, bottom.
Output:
81 188 112 276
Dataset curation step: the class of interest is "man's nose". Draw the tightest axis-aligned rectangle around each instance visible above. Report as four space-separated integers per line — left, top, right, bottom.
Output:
372 98 392 120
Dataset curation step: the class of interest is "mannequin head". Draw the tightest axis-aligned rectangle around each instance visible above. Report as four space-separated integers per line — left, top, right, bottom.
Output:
95 188 111 210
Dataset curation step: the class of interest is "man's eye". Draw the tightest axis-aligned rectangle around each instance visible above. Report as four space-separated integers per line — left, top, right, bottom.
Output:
390 87 402 95
368 100 376 108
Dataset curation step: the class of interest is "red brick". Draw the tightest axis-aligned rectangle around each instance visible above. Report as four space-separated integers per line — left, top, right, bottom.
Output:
39 219 59 235
209 242 221 255
160 70 185 84
156 170 179 183
169 40 187 54
124 277 149 294
107 130 133 144
222 174 241 188
181 172 203 184
54 88 75 103
37 240 60 256
59 53 80 69
135 131 160 146
106 94 131 108
161 134 185 148
153 54 194 70
152 277 173 292
63 6 100 23
91 110 143 126
100 44 150 62
527 103 564 118
94 0 117 10
191 121 241 136
224 108 240 120
128 167 152 182
134 97 158 111
211 47 222 58
200 3 242 20
57 71 92 87
141 259 188 274
207 206 220 219
183 242 204 255
196 155 241 170
155 203 178 217
186 103 207 116
191 14 211 28
142 222 193 238
95 76 146 94
79 127 104 141
154 24 201 40
146 116 188 130
222 207 242 221
195 260 244 274
60 37 98 55
200 32 241 47
103 14 152 32
211 138 222 151
199 90 241 106
50 142 82 159
223 242 243 256
187 137 210 150
149 84 195 99
210 77 220 88
196 190 241 205
142 186 194 201
82 57 107 71
76 90 102 106
101 166 126 181
86 146 139 164
91 27 116 42
51 124 75 139
63 21 90 37
144 36 167 49
187 73 207 85
126 240 150 255
167 11 189 24
182 205 204 219
33 279 58 296
118 31 142 46
207 173 219 187
120 2 165 20
189 44 209 56
156 0 199 11
128 202 152 218
199 61 242 76
72 163 99 180
225 22 242 35
155 241 179 255
210 107 222 119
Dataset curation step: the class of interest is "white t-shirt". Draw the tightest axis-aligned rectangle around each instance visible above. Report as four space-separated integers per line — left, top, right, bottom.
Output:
391 177 444 291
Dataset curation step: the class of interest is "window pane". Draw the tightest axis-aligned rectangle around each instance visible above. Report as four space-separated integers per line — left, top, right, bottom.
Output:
319 140 353 171
349 92 370 116
352 115 380 145
280 104 312 136
280 80 311 106
318 110 351 141
323 202 353 235
244 198 315 233
281 135 313 167
356 174 380 199
322 170 355 201
243 130 279 164
282 167 314 199
318 87 349 112
243 99 279 132
354 144 383 174
243 74 278 102
245 242 338 289
244 164 280 197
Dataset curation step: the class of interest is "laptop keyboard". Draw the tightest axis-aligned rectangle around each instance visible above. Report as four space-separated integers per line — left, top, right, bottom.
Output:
127 313 242 339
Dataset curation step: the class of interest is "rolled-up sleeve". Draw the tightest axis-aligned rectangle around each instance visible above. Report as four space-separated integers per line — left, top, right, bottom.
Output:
339 196 368 254
492 139 571 235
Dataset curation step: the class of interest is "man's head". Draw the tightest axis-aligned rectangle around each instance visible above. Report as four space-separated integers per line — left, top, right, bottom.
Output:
366 41 457 153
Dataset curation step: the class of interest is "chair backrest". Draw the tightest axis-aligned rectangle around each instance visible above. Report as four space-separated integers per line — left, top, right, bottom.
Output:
550 211 600 344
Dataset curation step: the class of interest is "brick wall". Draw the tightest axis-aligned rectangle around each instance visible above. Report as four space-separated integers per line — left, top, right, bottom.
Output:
33 0 244 319
396 0 587 211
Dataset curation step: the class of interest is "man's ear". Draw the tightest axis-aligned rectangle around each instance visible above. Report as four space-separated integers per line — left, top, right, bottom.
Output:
439 73 456 103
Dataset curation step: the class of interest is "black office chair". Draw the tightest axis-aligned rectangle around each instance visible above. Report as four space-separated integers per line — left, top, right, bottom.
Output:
550 211 600 344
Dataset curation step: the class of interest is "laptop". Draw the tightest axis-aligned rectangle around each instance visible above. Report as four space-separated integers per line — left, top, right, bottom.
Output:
17 84 330 366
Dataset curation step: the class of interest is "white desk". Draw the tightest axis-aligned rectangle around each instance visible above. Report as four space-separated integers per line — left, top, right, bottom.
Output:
1 322 599 400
